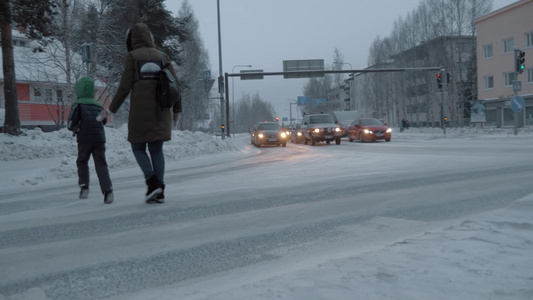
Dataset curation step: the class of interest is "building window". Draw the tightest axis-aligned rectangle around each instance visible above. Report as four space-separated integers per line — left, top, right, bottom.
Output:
526 32 533 48
33 87 52 103
57 89 64 102
503 38 514 54
504 72 516 86
483 44 493 58
484 76 494 90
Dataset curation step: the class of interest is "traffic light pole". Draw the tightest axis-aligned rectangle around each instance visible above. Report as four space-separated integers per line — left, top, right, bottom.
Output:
513 71 518 136
439 68 446 135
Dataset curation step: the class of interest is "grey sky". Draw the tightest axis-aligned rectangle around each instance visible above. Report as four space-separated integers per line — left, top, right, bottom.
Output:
167 0 516 119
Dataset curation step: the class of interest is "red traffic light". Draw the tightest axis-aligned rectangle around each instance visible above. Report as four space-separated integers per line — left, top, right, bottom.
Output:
436 73 441 79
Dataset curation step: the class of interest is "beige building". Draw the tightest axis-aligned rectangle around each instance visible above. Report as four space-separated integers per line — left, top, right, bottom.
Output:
475 0 533 127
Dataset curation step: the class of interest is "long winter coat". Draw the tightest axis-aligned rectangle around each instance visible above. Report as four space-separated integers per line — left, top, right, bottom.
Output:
109 23 181 144
67 77 107 144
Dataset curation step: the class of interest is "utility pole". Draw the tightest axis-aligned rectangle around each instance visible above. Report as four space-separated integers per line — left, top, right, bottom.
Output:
217 0 225 140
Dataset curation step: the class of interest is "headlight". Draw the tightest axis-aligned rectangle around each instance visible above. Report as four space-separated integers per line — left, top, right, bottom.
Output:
297 132 302 136
386 128 392 133
285 131 290 135
258 133 264 139
280 132 287 138
334 127 341 132
363 129 371 134
314 128 320 133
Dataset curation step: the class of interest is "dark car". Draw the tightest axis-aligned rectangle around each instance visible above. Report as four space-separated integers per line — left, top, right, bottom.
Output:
301 114 343 145
250 122 288 147
347 118 392 142
290 124 305 143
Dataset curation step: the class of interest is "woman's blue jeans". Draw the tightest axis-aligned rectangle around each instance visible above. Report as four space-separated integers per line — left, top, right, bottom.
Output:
131 141 165 184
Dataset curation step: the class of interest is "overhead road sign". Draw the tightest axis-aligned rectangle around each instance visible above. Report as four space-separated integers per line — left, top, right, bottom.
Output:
240 69 264 80
283 59 325 79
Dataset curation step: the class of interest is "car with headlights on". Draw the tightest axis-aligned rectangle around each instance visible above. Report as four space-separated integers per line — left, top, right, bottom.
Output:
301 114 343 145
290 123 305 144
250 122 288 147
347 118 392 142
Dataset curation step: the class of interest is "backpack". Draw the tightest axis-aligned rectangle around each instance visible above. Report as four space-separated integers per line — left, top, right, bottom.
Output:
157 53 181 109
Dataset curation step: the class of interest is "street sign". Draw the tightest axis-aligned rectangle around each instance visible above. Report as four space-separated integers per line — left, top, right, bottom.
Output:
204 79 215 94
283 59 324 79
511 95 524 112
513 80 522 92
240 69 264 80
80 44 93 63
202 70 211 79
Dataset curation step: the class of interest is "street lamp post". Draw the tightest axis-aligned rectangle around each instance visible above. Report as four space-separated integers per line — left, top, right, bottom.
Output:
217 0 225 140
341 62 352 70
232 64 252 136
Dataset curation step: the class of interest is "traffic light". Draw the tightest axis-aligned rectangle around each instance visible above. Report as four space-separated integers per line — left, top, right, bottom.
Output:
443 117 448 122
515 49 526 74
218 76 224 93
519 50 525 74
436 73 442 89
275 117 279 122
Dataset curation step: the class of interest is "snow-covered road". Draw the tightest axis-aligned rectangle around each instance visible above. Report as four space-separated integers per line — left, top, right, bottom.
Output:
1 127 532 299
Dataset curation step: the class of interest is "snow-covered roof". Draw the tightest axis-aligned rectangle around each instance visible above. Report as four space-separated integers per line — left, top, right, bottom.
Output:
0 29 104 87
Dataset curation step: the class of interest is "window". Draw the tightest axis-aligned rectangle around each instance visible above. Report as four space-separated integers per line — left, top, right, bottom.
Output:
526 32 533 48
528 68 532 84
32 87 52 103
503 38 514 54
483 44 493 58
484 76 494 90
504 72 516 86
13 40 27 47
57 89 64 102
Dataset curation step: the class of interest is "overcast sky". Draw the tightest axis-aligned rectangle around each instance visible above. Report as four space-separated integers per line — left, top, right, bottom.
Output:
166 0 517 119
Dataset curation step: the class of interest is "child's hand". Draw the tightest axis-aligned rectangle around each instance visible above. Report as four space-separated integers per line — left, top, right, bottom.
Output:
96 109 111 122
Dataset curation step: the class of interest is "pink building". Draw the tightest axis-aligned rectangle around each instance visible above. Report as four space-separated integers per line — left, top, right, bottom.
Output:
1 29 112 131
475 0 533 127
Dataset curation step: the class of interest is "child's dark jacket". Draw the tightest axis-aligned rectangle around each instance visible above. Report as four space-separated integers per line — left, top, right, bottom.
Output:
67 77 107 144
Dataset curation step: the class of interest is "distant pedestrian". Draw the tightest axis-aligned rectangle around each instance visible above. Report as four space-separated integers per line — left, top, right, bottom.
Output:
104 23 181 204
402 118 409 130
67 77 113 204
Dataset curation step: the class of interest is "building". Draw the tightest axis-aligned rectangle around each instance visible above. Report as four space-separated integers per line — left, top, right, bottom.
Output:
1 29 111 130
475 0 533 127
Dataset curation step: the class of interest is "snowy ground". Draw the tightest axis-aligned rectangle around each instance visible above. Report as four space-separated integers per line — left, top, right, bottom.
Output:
1 124 532 299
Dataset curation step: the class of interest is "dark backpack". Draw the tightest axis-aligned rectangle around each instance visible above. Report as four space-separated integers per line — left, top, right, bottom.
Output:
157 54 181 109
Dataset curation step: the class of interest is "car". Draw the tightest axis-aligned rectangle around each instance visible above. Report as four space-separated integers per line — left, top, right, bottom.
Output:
301 114 343 145
347 118 392 142
250 122 288 147
332 111 360 138
290 123 305 144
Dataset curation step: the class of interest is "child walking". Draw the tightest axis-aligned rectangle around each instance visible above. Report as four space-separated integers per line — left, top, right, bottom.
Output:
68 77 114 204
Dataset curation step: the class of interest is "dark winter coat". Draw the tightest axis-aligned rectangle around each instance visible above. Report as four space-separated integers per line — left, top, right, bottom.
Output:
108 23 181 144
67 77 107 144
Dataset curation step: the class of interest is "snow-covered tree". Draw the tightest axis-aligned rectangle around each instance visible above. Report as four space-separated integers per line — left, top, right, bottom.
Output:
175 0 210 131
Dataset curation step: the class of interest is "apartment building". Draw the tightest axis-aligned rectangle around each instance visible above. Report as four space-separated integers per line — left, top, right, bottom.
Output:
475 0 533 127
